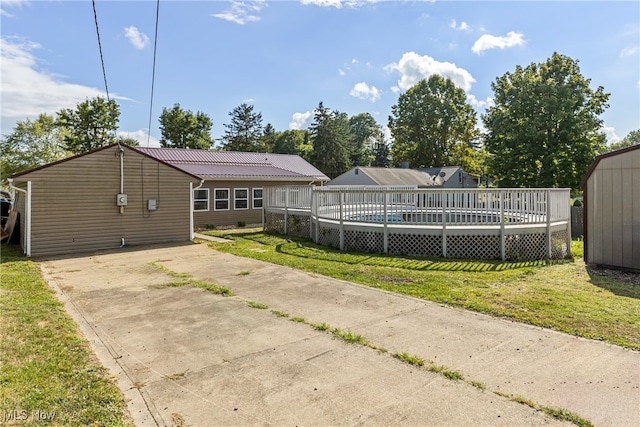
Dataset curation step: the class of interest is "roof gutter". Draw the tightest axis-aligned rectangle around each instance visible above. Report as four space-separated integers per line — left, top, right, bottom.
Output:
6 178 31 257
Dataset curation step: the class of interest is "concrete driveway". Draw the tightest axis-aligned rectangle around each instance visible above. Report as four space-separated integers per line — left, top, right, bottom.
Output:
40 242 639 426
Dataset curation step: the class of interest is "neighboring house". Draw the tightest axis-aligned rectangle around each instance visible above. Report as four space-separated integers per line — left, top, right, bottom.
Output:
327 166 476 188
7 144 328 257
418 166 477 189
136 147 329 229
580 144 640 272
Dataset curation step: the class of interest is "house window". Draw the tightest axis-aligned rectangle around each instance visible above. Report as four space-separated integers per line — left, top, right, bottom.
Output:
214 188 229 211
234 188 248 210
193 188 209 211
253 188 263 209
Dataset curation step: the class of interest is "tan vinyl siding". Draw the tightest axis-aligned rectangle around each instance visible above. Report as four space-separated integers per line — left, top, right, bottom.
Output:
12 147 199 257
586 148 640 270
193 180 314 228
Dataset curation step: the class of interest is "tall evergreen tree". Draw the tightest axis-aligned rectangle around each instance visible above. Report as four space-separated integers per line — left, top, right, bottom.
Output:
348 113 379 166
221 103 264 152
309 102 351 179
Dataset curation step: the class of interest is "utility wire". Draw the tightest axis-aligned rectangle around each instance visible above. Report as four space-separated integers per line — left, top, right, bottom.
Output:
92 0 110 102
146 0 161 147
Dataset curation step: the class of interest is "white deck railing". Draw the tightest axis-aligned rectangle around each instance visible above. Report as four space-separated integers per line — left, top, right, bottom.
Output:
263 186 571 260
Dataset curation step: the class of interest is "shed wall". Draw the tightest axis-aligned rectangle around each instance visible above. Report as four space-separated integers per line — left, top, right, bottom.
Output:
586 149 640 270
12 147 199 257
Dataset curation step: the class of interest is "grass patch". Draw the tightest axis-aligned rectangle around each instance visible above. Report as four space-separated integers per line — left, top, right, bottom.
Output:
392 352 425 367
247 301 269 309
270 309 289 318
0 244 132 426
206 231 640 350
494 391 593 427
290 316 306 323
163 370 189 381
237 270 251 276
331 328 369 345
312 322 331 331
469 380 487 390
428 364 465 381
150 262 234 296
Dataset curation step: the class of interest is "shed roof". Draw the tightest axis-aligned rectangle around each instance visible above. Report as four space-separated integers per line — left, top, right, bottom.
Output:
341 167 441 187
580 144 640 189
136 147 329 182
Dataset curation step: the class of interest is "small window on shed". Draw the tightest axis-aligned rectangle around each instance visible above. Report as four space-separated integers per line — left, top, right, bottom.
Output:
214 188 230 211
355 168 359 175
193 189 209 211
234 188 248 210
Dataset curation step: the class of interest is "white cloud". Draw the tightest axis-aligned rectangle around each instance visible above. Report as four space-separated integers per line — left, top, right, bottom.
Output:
620 46 639 57
472 31 524 54
0 0 29 18
0 37 127 136
349 82 381 102
385 51 476 92
603 126 621 144
466 94 494 110
118 129 161 148
123 26 150 50
212 0 267 25
449 19 470 31
301 0 381 9
289 111 313 130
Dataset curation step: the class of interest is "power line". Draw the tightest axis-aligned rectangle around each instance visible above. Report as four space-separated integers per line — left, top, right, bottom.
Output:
92 0 110 102
146 0 161 147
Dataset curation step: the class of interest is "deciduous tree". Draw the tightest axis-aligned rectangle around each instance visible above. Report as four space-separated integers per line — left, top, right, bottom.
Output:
159 103 213 149
388 75 477 168
1 114 70 179
605 129 639 152
56 97 120 153
482 52 609 189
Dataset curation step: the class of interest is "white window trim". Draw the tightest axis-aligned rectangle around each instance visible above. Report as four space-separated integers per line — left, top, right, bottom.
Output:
193 188 209 212
234 188 249 210
252 187 263 209
214 188 230 211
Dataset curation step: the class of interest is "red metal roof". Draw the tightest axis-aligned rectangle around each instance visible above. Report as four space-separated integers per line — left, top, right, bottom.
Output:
135 147 329 181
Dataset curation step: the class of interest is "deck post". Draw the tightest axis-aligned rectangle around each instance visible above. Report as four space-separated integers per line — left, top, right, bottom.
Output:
383 192 389 253
500 191 506 260
339 191 345 250
546 189 552 259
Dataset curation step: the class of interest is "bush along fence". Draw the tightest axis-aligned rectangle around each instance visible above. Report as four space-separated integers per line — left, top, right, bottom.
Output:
263 186 572 261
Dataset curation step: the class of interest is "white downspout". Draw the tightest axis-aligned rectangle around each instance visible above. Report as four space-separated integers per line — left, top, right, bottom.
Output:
190 180 205 240
7 178 31 257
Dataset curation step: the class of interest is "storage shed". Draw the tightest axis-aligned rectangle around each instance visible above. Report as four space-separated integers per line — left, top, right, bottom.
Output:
580 144 640 272
8 144 201 258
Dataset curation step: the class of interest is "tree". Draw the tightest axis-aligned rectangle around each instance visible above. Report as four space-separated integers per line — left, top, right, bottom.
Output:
1 114 70 179
483 52 610 190
309 102 351 179
371 137 391 168
220 103 263 152
605 129 640 152
260 123 277 153
56 97 120 153
159 103 213 149
388 75 478 168
348 113 379 166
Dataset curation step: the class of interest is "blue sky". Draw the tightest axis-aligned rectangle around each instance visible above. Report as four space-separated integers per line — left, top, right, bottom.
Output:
1 0 638 148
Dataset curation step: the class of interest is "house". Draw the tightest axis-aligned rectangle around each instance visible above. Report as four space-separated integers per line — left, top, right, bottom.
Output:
580 144 640 272
136 147 329 229
418 166 477 189
7 144 328 257
327 166 476 188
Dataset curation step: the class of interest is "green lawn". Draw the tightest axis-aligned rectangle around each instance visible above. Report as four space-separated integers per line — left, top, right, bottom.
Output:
205 229 640 350
0 244 132 426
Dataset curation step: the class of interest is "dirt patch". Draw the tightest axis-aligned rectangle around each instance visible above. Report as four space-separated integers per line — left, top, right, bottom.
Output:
588 266 640 286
